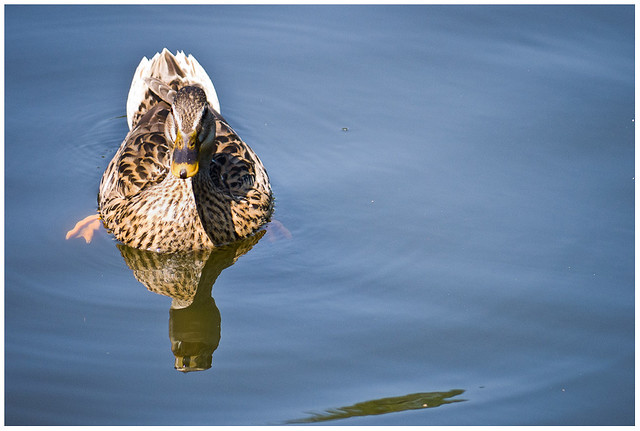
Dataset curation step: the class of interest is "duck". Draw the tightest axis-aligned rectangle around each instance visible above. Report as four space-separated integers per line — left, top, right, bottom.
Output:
71 49 273 253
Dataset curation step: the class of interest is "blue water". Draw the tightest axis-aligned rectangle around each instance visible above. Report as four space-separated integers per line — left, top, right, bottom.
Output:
5 5 634 425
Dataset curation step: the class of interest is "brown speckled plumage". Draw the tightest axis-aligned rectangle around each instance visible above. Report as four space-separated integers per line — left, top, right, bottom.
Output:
98 49 273 252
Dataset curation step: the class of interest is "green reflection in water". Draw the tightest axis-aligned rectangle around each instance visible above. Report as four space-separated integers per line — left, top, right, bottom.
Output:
117 231 265 372
287 389 466 423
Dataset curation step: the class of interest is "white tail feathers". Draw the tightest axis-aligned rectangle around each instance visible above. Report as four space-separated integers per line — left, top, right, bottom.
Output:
126 48 221 130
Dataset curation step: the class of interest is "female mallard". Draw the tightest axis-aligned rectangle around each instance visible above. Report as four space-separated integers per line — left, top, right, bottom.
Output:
97 49 273 252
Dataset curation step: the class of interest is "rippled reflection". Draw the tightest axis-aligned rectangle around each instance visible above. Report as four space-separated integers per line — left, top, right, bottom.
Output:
117 231 265 372
287 389 466 423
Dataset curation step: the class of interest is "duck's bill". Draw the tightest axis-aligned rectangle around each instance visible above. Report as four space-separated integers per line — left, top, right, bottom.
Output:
171 159 199 179
171 132 200 179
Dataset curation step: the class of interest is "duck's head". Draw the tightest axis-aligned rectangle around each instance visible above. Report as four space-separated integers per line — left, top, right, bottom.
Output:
166 86 217 179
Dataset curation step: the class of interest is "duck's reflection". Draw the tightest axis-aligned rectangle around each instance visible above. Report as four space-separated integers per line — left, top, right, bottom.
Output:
117 231 265 372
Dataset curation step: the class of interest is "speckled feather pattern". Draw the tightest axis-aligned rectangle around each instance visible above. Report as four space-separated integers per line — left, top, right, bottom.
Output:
116 232 264 306
98 50 273 252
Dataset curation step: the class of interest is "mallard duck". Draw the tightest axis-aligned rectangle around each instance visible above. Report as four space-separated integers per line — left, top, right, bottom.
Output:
95 49 273 252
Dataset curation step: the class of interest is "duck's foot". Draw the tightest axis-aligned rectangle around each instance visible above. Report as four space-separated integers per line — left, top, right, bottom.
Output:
265 219 292 242
66 213 101 244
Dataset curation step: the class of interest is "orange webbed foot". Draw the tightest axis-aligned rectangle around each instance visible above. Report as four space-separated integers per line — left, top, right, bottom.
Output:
66 214 101 244
265 219 292 242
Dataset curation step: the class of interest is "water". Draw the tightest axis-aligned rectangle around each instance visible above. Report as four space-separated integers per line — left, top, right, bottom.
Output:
4 5 634 426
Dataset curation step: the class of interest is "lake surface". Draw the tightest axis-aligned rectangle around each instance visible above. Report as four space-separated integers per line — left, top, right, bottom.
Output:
4 5 634 426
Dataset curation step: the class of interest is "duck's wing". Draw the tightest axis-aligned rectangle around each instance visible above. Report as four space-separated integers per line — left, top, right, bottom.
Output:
210 150 257 201
99 104 171 205
126 48 220 131
206 116 261 201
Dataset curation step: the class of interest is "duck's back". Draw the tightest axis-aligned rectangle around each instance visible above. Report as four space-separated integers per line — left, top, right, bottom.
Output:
127 48 220 130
